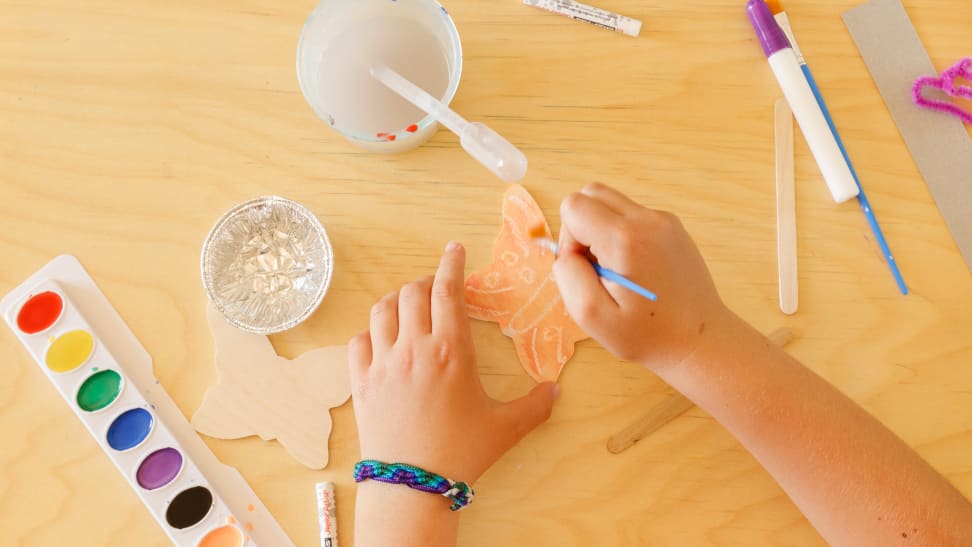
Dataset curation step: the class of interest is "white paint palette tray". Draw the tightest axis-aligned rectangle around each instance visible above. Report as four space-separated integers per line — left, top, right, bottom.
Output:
1 255 293 547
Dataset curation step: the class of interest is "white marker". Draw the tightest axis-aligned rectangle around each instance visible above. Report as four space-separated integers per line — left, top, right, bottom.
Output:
747 0 859 204
523 0 642 37
316 482 338 547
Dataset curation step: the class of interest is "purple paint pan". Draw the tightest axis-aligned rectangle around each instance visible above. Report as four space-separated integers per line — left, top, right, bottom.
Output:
136 447 184 490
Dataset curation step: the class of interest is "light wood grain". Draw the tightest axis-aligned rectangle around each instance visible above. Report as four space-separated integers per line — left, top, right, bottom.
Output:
1 1 971 546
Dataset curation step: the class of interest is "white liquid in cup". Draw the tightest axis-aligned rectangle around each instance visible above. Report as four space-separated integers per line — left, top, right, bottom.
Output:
297 0 462 153
319 17 450 135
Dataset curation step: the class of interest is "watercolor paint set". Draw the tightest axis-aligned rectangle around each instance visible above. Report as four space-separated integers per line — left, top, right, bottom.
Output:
1 255 294 547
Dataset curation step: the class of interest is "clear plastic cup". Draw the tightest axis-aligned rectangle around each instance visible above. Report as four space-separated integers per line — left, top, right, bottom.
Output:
297 0 463 153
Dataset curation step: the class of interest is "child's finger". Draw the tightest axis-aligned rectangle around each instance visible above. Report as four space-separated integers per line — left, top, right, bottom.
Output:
557 213 586 256
397 276 433 340
553 249 619 333
560 192 625 256
432 241 467 337
370 290 399 355
348 330 373 374
580 182 642 216
500 382 560 441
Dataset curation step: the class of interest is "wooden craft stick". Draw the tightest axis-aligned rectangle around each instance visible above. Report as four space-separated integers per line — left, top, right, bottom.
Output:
775 98 799 315
606 392 695 454
607 327 794 454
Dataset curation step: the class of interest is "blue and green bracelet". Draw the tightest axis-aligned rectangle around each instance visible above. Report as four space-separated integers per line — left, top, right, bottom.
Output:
353 460 475 511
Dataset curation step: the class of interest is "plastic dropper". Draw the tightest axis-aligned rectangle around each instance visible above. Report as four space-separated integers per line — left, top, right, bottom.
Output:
370 64 528 183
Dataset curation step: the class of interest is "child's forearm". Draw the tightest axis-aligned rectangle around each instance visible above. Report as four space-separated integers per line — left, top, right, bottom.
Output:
657 313 972 545
354 482 460 547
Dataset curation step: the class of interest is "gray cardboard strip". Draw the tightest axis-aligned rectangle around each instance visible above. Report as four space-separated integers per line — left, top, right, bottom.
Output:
843 0 972 270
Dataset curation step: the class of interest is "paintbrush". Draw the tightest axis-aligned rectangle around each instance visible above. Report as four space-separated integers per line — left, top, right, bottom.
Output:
766 0 907 295
528 225 658 301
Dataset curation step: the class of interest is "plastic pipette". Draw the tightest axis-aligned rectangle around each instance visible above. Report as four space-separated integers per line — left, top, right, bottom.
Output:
370 64 528 183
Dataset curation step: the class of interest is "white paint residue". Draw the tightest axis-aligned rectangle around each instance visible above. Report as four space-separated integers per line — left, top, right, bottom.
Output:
483 271 502 289
554 322 567 363
467 305 510 319
529 328 543 379
466 285 514 296
506 195 534 258
507 274 559 335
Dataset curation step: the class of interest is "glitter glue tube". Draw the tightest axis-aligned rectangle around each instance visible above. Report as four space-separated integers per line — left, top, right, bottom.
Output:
523 0 642 37
747 0 858 204
316 482 338 547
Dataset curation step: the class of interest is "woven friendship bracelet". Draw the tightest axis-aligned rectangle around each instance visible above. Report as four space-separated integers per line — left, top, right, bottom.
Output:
353 460 475 511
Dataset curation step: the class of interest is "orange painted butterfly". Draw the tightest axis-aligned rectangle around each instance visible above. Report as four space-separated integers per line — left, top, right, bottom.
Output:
464 184 588 382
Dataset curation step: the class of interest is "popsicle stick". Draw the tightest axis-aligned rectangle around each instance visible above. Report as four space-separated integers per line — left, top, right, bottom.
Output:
775 98 799 315
607 327 794 454
606 392 694 454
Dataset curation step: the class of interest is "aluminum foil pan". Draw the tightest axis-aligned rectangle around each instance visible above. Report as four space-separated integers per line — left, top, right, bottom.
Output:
201 196 333 334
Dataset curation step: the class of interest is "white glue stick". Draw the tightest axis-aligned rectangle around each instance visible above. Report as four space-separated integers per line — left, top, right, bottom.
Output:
523 0 642 37
316 482 338 547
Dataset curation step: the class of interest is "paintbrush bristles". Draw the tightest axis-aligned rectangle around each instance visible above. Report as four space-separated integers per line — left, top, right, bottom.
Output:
527 225 560 253
765 0 784 15
532 237 560 255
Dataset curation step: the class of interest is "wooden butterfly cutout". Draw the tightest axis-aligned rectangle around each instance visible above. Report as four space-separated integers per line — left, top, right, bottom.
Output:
191 304 350 469
465 184 589 382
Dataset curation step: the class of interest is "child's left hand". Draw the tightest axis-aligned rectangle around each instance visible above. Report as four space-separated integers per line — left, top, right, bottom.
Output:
348 242 560 483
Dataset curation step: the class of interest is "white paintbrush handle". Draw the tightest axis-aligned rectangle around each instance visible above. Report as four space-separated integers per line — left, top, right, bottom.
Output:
768 50 858 203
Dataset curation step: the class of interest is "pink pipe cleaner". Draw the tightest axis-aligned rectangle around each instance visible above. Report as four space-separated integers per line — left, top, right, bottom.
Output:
912 57 972 125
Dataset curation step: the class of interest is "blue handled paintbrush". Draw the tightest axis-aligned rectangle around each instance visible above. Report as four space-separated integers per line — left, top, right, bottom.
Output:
529 226 658 301
767 0 907 295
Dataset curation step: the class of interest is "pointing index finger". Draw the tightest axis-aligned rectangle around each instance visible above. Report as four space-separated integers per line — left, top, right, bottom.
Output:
432 241 468 337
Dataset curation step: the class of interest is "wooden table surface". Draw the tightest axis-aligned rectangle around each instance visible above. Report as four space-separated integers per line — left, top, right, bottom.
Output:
2 0 971 545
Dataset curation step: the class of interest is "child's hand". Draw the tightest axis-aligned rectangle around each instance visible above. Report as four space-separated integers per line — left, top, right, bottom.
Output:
348 242 559 483
553 183 730 371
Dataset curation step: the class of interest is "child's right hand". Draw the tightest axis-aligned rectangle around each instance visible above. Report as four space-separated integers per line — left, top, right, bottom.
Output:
553 183 732 371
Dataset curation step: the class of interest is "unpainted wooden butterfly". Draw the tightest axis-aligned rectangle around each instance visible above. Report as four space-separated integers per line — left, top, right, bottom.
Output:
192 305 350 469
